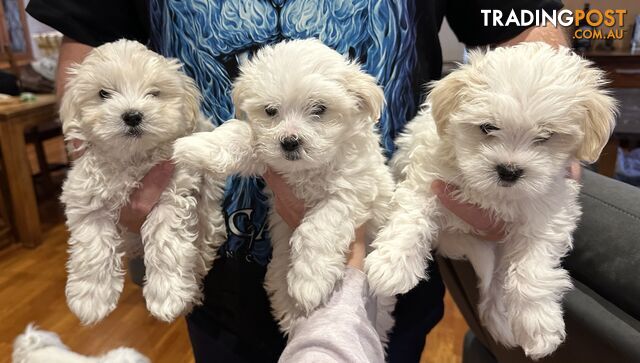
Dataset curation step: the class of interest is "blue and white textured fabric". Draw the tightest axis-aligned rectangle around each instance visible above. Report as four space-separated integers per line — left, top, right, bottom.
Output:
149 0 418 266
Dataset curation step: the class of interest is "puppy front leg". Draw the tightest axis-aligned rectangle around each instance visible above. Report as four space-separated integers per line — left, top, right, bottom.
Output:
365 184 439 296
498 231 573 359
193 173 227 281
141 194 201 322
264 211 304 334
65 210 125 325
286 196 358 313
436 233 516 347
172 119 259 176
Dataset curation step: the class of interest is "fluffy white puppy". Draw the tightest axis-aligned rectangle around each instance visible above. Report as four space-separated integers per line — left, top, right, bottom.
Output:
173 38 395 334
13 324 149 363
60 40 226 324
365 43 617 359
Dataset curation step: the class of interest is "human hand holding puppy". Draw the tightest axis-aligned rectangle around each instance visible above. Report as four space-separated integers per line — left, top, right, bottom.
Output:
431 162 580 242
118 161 175 233
265 168 367 270
68 144 176 233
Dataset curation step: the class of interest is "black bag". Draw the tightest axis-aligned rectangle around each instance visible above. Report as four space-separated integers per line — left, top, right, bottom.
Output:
0 70 20 96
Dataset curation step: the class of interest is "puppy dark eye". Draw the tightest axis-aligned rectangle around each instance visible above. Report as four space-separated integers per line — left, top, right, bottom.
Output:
311 104 326 116
534 133 554 144
147 90 160 97
480 123 500 134
98 89 111 100
265 106 278 117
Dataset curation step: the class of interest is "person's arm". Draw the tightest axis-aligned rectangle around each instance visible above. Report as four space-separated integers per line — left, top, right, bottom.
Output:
56 37 92 99
498 22 568 48
278 228 385 363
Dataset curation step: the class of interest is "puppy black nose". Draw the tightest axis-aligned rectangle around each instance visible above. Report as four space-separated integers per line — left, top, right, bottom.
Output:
122 111 143 127
496 164 524 182
281 136 300 152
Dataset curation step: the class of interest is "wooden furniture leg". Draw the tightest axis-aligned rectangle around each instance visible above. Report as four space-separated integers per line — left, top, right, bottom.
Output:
33 136 55 195
0 121 42 247
0 176 14 249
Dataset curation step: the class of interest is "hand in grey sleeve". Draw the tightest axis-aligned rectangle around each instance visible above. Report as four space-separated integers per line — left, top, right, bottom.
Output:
278 267 385 363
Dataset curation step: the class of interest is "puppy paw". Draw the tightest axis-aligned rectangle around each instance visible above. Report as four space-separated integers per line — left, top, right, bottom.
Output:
520 331 564 360
479 297 517 348
286 266 335 314
277 309 305 335
364 247 425 296
512 308 566 359
143 278 200 322
66 278 120 325
171 137 196 168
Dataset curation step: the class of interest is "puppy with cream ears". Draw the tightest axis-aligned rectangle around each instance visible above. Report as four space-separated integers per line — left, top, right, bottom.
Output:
366 43 617 359
173 38 395 335
60 40 226 324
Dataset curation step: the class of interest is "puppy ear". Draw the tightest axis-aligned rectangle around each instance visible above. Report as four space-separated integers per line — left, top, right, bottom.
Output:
58 64 86 142
230 79 246 119
178 68 205 132
575 66 618 163
428 48 488 136
427 69 466 137
344 64 385 122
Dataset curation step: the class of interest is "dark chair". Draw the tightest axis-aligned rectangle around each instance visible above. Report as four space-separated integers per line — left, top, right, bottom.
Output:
24 119 67 195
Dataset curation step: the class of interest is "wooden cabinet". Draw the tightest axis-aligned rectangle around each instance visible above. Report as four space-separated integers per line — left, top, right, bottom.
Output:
585 51 640 88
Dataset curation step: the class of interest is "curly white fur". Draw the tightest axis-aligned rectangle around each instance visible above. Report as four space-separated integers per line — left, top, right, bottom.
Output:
173 39 395 337
60 40 226 324
365 43 618 359
12 324 149 363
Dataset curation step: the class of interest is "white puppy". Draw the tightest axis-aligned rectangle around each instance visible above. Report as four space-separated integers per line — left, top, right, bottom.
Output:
13 324 149 363
173 38 395 334
60 40 226 324
365 43 617 359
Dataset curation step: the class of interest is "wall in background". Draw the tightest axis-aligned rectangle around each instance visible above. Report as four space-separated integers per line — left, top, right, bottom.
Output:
439 18 465 62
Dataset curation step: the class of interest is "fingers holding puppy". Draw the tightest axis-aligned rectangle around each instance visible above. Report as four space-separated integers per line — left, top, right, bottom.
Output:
263 168 306 229
118 161 175 233
264 168 367 271
430 180 507 242
432 159 583 242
